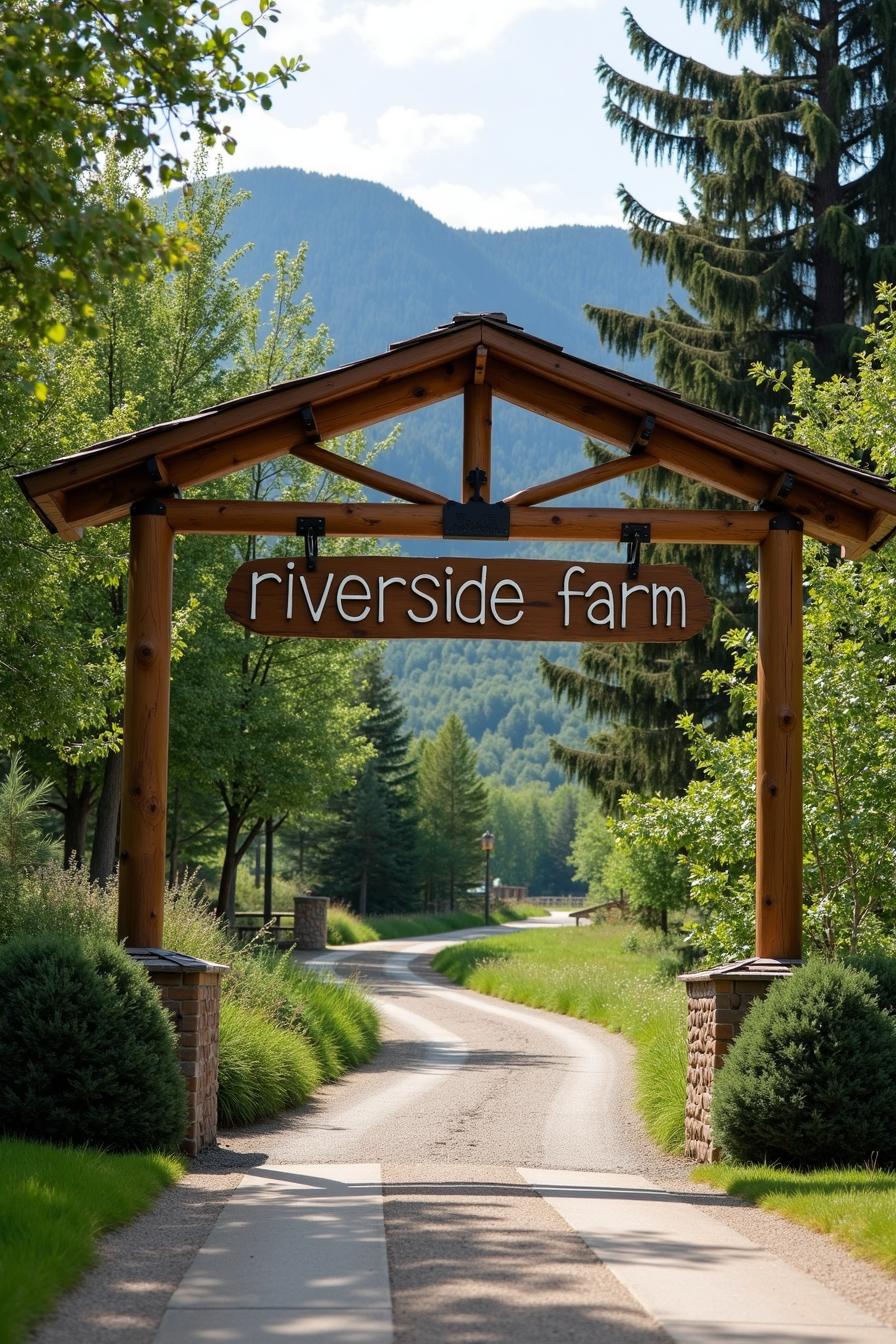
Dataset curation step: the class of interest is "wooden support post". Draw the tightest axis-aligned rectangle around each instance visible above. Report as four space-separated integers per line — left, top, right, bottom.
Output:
463 382 492 501
755 513 803 960
118 499 174 947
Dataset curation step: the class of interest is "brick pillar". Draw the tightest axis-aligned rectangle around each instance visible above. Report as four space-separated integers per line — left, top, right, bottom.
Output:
128 950 227 1156
293 894 329 950
680 958 797 1162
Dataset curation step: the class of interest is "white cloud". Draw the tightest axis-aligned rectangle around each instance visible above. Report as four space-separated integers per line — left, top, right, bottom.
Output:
273 0 597 66
227 104 484 181
404 181 621 231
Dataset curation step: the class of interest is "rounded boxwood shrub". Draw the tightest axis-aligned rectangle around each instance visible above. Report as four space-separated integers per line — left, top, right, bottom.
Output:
845 952 896 1016
712 960 896 1168
0 934 186 1151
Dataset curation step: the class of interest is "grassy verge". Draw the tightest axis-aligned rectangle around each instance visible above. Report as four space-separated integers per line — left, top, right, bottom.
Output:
0 1139 183 1344
327 902 547 944
164 894 381 1126
693 1164 896 1273
432 923 687 1151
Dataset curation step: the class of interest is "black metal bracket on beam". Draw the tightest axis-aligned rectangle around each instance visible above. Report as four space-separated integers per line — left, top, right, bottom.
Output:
767 512 803 532
442 468 510 539
298 404 321 442
629 414 656 455
620 521 651 578
757 471 796 512
296 516 326 570
442 499 510 540
130 497 169 518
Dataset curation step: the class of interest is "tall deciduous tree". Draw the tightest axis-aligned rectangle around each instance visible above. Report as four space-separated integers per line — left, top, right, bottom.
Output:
618 289 896 959
0 0 303 359
312 651 420 916
417 714 488 911
592 0 896 422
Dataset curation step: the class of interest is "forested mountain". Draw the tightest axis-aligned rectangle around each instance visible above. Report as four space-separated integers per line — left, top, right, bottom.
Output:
214 168 670 783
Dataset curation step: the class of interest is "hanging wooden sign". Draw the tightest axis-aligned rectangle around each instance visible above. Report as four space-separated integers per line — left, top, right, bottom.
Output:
225 556 710 642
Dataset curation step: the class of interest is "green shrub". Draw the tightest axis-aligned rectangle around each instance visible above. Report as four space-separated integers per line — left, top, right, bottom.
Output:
713 960 896 1168
0 870 381 1128
845 952 896 1015
0 934 186 1152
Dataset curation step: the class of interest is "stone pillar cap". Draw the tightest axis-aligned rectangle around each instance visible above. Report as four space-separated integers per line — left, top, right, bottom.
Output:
126 947 229 974
679 955 800 984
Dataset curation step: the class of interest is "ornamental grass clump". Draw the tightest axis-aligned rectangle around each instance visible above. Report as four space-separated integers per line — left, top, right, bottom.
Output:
0 934 186 1152
712 960 896 1169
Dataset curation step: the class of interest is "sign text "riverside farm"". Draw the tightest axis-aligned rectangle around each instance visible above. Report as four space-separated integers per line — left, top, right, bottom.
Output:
225 557 710 643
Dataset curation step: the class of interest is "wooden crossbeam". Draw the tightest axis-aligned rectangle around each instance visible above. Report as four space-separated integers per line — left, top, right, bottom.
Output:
290 441 447 505
502 453 656 508
165 498 775 543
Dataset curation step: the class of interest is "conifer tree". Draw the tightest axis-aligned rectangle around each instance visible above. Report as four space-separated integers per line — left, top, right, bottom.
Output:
542 448 751 807
313 652 419 915
417 714 488 911
545 0 896 799
592 0 896 422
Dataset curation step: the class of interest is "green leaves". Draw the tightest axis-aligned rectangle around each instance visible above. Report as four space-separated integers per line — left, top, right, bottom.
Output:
0 1 305 356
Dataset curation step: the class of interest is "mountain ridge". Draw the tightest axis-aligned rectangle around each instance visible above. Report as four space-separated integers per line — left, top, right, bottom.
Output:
214 168 670 784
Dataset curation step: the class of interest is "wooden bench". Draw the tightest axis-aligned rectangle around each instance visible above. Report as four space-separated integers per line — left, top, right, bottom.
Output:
569 905 601 926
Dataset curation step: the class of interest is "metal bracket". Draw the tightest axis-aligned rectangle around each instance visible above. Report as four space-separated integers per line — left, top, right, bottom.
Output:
298 404 321 442
630 414 656 455
296 516 326 570
466 467 488 502
442 498 510 540
757 471 796 512
620 521 651 579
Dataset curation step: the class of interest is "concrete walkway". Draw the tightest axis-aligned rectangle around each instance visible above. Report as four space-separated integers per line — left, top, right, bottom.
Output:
153 1160 895 1344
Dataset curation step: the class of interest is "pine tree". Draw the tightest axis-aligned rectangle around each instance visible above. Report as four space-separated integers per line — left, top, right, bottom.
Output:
591 0 896 422
313 652 419 915
417 715 488 911
542 447 752 808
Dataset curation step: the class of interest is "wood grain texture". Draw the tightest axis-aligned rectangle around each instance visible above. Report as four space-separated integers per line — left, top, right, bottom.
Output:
118 508 174 947
755 522 804 960
168 498 775 543
502 453 656 507
225 556 710 643
463 382 492 501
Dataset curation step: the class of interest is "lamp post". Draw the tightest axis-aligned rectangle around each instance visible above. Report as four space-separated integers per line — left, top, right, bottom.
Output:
481 830 495 924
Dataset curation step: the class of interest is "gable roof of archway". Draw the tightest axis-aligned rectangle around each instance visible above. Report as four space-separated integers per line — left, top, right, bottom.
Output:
16 311 896 557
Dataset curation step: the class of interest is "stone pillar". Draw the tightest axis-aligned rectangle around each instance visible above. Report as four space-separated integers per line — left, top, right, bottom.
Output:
293 893 329 950
680 958 797 1162
128 949 227 1156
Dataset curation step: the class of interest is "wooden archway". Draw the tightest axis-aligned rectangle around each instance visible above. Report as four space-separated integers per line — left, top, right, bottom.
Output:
17 313 896 964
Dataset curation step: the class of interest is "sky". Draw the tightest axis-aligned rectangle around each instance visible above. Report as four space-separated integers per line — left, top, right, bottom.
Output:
229 0 762 232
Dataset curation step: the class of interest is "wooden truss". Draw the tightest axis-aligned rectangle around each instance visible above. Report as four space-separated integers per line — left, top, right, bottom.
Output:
17 313 896 962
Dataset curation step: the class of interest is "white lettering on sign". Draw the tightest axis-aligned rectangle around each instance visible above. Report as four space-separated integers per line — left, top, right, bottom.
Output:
228 558 705 643
652 584 687 628
490 578 525 626
250 570 282 620
408 573 439 623
336 575 372 622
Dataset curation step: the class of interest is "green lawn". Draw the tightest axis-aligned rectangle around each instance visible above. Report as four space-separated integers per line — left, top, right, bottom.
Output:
327 903 548 945
693 1164 896 1273
0 1139 184 1344
432 923 687 1151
